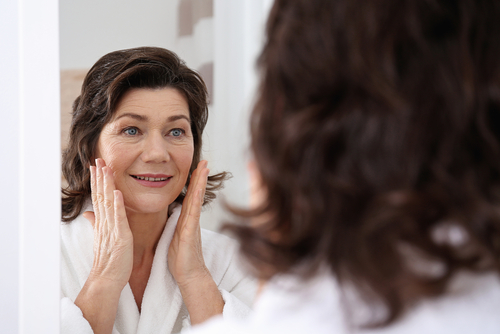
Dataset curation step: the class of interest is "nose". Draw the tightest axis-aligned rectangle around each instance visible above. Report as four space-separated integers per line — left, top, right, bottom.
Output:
141 132 170 163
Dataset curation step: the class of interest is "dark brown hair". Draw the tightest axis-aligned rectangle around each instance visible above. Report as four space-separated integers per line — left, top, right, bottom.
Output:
227 0 500 327
62 47 228 222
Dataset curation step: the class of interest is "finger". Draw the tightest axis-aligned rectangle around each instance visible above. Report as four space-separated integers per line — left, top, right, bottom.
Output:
113 190 130 238
91 162 101 232
196 160 209 185
193 168 209 211
182 161 205 208
179 162 209 229
82 211 96 228
186 160 208 202
103 166 116 232
190 188 203 220
195 167 209 214
90 166 97 212
191 161 209 207
95 159 106 233
184 162 202 199
197 164 209 197
179 161 203 220
89 165 100 233
183 189 201 226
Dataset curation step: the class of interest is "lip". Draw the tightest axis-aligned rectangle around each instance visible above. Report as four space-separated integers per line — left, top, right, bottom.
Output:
131 173 172 188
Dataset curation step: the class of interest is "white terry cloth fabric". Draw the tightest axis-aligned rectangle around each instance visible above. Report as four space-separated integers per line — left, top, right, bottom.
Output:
184 269 500 334
61 204 257 334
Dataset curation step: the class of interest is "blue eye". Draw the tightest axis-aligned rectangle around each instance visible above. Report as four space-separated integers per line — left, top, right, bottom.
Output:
124 127 138 135
171 129 184 137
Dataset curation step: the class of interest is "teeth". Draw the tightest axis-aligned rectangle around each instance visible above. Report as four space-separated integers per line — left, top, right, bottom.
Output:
134 175 168 181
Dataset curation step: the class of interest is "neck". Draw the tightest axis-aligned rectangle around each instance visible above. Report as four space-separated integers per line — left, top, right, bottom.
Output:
125 206 170 266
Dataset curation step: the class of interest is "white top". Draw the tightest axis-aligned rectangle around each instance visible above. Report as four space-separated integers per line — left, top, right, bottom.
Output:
60 205 258 334
185 268 500 334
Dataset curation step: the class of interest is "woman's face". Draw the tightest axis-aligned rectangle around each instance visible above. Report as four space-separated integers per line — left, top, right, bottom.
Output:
96 87 194 215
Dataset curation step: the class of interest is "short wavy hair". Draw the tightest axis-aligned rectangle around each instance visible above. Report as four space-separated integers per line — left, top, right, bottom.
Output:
227 0 500 327
62 47 227 222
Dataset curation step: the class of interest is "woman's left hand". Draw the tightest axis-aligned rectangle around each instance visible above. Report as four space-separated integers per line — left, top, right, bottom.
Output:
168 160 224 324
168 160 210 285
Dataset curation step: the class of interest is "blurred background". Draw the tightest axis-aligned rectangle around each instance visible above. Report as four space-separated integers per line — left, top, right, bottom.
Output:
60 0 273 230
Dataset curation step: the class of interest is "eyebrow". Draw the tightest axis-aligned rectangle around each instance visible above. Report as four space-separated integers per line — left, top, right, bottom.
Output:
114 113 191 123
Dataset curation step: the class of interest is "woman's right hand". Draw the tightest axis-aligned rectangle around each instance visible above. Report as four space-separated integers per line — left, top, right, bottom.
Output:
74 158 133 334
84 158 133 287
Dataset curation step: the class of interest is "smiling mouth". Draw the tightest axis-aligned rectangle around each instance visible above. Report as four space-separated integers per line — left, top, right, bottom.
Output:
131 175 171 182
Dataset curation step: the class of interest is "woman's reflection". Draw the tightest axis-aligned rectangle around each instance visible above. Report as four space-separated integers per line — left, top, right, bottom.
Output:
60 47 257 334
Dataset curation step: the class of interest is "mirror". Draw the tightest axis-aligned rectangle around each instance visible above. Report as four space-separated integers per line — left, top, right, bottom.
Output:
59 0 258 231
58 1 272 332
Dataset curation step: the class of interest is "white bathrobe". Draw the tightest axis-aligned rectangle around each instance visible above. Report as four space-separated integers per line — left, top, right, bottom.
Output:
185 269 500 334
60 205 257 334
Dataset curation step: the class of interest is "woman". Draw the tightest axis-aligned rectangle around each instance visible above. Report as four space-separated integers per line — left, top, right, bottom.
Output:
186 0 500 333
60 47 256 334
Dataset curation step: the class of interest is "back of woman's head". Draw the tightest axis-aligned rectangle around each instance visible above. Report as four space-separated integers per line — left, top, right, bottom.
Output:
229 0 500 326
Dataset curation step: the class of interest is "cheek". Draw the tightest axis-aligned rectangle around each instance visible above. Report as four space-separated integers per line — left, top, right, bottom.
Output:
176 145 195 176
97 140 132 173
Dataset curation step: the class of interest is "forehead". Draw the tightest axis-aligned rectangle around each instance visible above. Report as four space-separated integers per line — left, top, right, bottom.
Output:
112 87 190 120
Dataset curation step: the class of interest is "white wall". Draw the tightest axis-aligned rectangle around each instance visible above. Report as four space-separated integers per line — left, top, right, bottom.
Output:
59 0 179 69
202 0 273 227
59 0 214 72
0 1 20 332
0 0 61 332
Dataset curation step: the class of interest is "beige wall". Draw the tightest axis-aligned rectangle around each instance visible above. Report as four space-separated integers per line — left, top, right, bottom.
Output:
60 69 86 151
